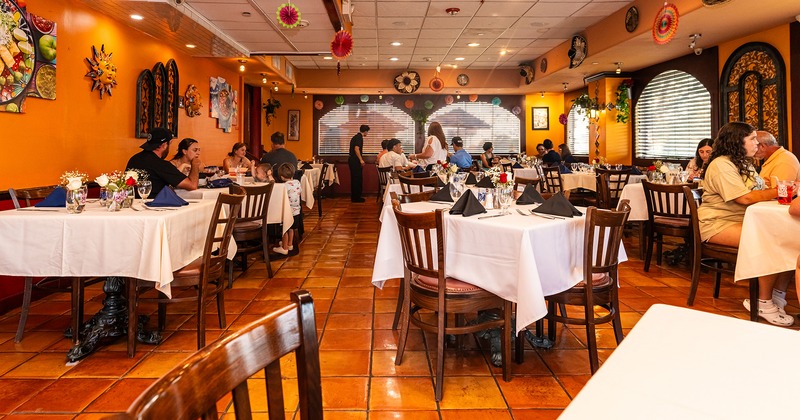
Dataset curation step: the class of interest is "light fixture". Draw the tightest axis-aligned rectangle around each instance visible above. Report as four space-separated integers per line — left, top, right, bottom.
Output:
455 90 461 100
435 65 441 73
241 11 251 17
303 91 308 99
562 82 569 92
499 50 507 56
689 33 703 55
323 56 332 60
378 90 383 100
185 44 196 49
238 59 246 73
239 64 245 72
589 107 598 120
467 42 480 47
540 91 545 98
272 82 279 92
615 62 622 74
445 7 460 15
262 76 267 84
390 41 402 46
389 57 399 61
454 57 465 61
130 14 143 20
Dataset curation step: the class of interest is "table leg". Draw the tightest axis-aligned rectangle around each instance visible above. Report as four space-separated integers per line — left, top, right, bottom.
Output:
66 277 161 362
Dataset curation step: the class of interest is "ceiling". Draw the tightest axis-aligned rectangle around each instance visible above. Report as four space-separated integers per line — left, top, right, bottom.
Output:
78 0 800 94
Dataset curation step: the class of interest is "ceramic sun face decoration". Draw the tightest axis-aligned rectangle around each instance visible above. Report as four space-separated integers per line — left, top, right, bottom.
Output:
85 44 117 99
184 84 202 117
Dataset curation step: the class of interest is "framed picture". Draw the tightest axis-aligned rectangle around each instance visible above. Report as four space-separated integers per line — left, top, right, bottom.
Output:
287 109 300 141
532 107 549 130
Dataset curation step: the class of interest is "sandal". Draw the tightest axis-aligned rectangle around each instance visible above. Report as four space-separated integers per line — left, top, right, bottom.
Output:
743 299 794 327
743 299 789 316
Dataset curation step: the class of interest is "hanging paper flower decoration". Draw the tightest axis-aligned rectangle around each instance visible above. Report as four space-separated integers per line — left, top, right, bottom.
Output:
384 96 395 105
335 95 345 105
469 94 478 102
331 30 354 60
512 106 521 115
652 3 679 45
491 97 501 106
404 99 414 109
444 95 454 105
277 3 301 28
394 71 420 94
360 95 369 103
314 100 324 110
558 113 568 125
424 100 434 110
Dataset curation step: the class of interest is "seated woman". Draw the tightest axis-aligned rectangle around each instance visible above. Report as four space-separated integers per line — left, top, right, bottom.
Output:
223 142 254 174
170 138 203 176
686 138 713 179
558 143 577 164
698 122 788 326
480 142 498 170
410 121 448 169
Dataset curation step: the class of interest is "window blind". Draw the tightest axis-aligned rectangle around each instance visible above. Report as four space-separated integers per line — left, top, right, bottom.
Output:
317 104 415 155
428 101 521 155
567 105 590 155
635 70 712 160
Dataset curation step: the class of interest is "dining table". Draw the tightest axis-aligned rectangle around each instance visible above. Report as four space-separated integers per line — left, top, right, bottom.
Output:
373 200 627 334
562 172 647 192
735 200 800 282
0 199 227 361
560 304 799 418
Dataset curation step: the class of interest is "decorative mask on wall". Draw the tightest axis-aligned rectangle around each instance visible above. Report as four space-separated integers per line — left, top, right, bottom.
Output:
184 84 202 117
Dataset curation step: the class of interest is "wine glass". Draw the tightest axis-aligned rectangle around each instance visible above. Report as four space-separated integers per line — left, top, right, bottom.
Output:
571 163 578 172
497 188 513 215
137 180 152 204
475 171 484 183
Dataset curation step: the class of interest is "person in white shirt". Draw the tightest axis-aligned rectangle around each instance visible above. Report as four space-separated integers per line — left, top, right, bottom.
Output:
379 138 416 171
411 121 449 168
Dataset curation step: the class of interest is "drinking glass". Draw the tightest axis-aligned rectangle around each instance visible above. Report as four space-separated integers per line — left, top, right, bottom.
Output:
497 187 513 215
571 163 578 172
615 164 622 171
137 180 152 204
66 189 85 214
678 171 689 184
778 180 794 205
99 187 109 207
475 171 484 183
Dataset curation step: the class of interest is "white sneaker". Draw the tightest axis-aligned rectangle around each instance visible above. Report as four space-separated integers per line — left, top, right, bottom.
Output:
278 241 294 251
272 246 288 255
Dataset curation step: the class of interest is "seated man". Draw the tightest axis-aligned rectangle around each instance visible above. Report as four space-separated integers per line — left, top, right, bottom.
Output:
261 132 297 174
756 130 800 187
378 138 416 172
126 127 199 196
541 139 562 166
449 136 472 169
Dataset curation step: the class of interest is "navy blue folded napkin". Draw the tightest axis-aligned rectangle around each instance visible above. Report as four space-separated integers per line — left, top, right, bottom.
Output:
558 163 573 174
516 184 545 205
35 187 66 207
207 178 234 188
301 162 313 170
628 166 643 175
532 192 582 217
465 172 478 185
148 187 189 207
429 185 453 202
512 163 524 169
413 165 426 173
425 164 435 171
449 190 486 217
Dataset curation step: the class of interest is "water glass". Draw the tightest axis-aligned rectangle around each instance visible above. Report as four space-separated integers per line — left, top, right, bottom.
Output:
778 180 794 205
615 164 623 171
678 171 689 184
497 187 513 215
475 171 484 183
571 163 578 172
137 180 152 203
66 189 85 214
99 187 109 207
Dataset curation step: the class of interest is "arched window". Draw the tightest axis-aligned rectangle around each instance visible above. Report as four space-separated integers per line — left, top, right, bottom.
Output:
720 42 787 145
635 70 711 159
317 103 415 154
428 101 520 154
566 105 589 155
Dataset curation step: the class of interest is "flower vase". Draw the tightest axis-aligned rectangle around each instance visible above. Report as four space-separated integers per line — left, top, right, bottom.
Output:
122 186 135 208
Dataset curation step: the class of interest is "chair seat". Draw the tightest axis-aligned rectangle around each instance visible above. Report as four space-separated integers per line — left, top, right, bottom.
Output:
173 257 202 279
233 220 263 232
576 272 613 288
414 274 483 293
653 216 690 227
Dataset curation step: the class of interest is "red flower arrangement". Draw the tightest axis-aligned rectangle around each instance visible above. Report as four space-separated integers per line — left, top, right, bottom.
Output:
499 173 508 183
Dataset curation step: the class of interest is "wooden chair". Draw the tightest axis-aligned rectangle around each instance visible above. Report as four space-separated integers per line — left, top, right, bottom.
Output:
540 165 564 199
377 166 394 204
113 290 322 420
8 186 103 343
390 190 435 204
595 167 631 209
393 203 512 401
513 176 540 193
595 172 611 209
314 163 328 217
127 191 244 354
685 187 759 321
227 183 275 286
397 174 439 194
640 180 693 272
519 201 631 374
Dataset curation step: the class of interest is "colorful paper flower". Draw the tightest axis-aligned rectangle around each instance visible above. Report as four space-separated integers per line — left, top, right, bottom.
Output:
491 97 501 106
314 100 324 110
404 99 414 109
444 95 454 105
424 100 434 110
360 95 369 103
469 94 478 102
394 71 420 94
331 30 353 60
277 3 301 29
335 96 345 105
559 113 568 125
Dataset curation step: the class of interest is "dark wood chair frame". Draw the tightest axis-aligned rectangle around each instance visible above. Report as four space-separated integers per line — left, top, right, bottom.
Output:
397 174 440 194
595 167 632 209
377 166 394 204
113 290 322 420
314 163 328 217
641 180 694 272
227 183 275 285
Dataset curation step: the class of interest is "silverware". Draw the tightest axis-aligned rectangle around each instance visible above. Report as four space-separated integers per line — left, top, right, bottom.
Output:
477 213 507 219
515 209 530 216
17 208 60 212
530 210 565 220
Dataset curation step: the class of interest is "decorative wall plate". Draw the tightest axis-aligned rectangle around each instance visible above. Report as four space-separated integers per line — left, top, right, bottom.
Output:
702 0 732 5
568 35 587 69
539 58 547 74
394 70 420 94
625 6 639 33
457 73 469 86
429 76 444 92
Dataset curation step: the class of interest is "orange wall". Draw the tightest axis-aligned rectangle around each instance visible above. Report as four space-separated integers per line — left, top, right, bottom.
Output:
260 91 314 160
524 93 565 153
0 0 242 189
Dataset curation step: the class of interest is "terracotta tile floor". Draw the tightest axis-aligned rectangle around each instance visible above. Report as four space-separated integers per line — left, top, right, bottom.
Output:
1 197 797 418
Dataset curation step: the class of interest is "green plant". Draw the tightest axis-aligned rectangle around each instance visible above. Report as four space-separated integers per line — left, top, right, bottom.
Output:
572 93 598 116
615 79 633 124
262 97 281 125
411 109 430 124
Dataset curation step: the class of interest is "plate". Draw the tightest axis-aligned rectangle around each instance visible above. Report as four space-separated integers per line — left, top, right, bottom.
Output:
0 0 35 105
625 6 639 33
457 73 469 86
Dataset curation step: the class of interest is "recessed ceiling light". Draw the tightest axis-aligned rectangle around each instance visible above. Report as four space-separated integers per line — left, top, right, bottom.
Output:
389 57 399 61
297 20 309 28
467 43 480 47
591 62 599 65
323 56 332 60
477 33 485 36
454 57 465 61
130 14 143 20
186 44 196 49
450 64 458 68
500 50 507 56
390 41 402 46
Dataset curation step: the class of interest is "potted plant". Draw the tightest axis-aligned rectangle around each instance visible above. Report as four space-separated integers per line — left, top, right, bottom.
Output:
615 79 633 124
263 97 281 126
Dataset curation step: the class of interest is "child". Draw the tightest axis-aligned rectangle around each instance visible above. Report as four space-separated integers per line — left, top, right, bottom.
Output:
273 163 301 255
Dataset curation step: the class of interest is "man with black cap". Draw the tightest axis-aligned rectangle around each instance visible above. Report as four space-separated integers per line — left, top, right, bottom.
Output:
261 131 297 173
126 127 199 196
449 136 472 169
348 124 369 202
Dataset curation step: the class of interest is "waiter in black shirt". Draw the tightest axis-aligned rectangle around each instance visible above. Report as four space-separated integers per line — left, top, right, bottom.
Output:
348 124 369 203
126 127 199 196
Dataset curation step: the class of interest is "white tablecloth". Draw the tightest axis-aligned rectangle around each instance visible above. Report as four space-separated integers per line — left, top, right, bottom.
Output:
0 201 220 297
310 163 339 184
561 304 800 419
513 168 539 179
561 173 647 192
373 201 627 334
735 201 800 281
177 183 295 235
618 183 647 221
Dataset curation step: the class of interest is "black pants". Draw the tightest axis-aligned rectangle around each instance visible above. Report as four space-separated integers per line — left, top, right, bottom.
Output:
348 157 363 200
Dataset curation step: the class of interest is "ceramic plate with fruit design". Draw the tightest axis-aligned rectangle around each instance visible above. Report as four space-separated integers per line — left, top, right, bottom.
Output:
0 0 35 107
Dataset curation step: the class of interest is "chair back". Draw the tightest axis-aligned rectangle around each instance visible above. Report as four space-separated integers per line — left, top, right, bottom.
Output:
398 174 439 194
540 166 563 193
595 173 611 209
394 190 435 203
378 166 393 186
316 163 329 192
231 183 274 225
583 202 631 294
392 206 444 282
117 290 322 420
641 180 693 223
203 192 245 283
8 185 59 209
513 176 539 193
595 167 631 207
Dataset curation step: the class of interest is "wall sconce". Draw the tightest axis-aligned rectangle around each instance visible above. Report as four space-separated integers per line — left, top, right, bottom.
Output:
378 90 383 100
238 59 247 72
562 82 568 92
455 90 461 99
261 73 267 84
540 91 545 98
272 82 279 92
615 62 622 74
589 106 598 120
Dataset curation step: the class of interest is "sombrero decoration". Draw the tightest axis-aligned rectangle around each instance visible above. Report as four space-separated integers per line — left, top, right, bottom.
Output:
331 30 353 60
314 100 324 110
652 2 679 45
360 95 369 103
335 95 345 105
277 2 301 29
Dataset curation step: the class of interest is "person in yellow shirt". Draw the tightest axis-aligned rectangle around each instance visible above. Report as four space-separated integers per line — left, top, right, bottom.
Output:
755 130 800 187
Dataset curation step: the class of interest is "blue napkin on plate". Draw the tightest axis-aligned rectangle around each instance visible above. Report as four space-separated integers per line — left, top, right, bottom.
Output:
512 163 524 169
413 165 426 173
148 187 189 207
628 165 643 175
35 187 66 207
558 163 573 174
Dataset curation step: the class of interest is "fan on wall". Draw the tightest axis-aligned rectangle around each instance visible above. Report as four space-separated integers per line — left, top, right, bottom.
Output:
394 70 420 94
